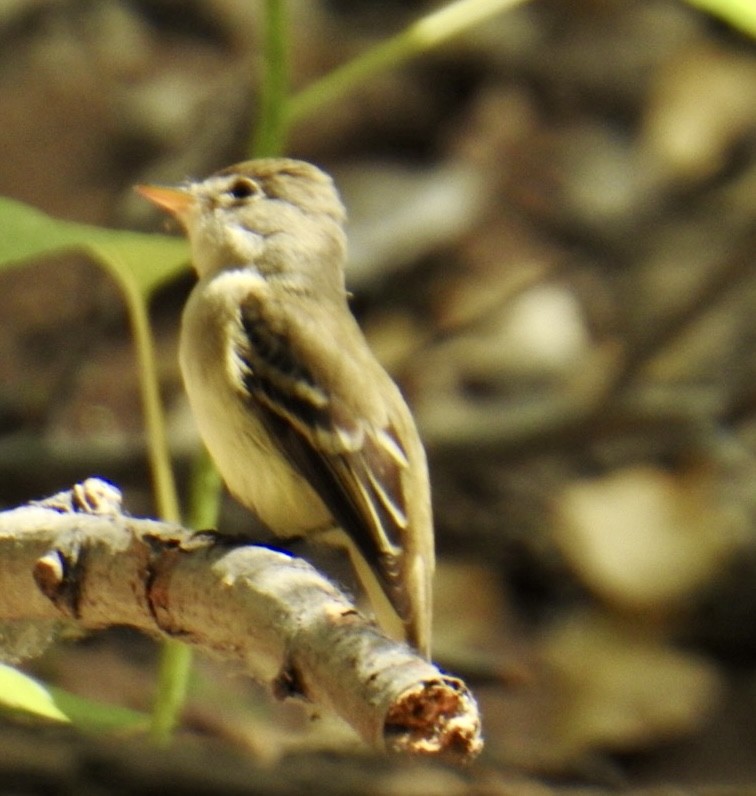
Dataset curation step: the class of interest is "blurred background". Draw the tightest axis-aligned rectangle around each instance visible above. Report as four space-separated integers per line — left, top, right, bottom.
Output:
0 0 755 792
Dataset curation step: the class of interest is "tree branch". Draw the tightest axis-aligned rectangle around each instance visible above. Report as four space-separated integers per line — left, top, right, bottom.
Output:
0 479 482 762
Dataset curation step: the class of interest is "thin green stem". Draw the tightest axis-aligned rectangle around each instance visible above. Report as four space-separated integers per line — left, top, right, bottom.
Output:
286 0 528 126
149 640 193 745
89 249 181 526
187 446 223 530
123 254 199 745
116 271 189 744
91 249 188 743
252 0 290 157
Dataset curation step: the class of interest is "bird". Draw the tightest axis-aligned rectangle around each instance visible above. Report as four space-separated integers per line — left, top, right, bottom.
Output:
136 158 434 657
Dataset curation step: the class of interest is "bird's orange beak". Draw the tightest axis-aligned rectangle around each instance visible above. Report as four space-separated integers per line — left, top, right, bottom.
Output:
135 184 195 226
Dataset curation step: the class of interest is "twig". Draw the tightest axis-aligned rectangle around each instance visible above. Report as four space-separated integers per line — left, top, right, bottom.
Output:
0 479 482 762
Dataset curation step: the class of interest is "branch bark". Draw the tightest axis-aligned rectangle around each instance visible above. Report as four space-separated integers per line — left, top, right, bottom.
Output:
0 479 482 762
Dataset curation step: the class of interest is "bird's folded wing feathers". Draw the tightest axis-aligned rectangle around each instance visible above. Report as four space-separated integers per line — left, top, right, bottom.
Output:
232 296 414 620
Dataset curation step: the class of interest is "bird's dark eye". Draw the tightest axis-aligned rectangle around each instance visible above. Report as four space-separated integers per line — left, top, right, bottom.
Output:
226 177 259 201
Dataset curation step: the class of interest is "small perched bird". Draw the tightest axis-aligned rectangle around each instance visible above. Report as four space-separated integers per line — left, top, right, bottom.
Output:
137 159 434 656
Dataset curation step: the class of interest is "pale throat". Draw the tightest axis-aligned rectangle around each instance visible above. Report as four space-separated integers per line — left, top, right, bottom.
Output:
190 220 267 278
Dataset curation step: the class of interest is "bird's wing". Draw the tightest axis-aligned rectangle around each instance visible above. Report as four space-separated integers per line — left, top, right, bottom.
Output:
231 293 415 621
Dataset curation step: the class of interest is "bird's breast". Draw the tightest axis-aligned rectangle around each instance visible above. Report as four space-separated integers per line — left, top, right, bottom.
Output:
179 283 332 536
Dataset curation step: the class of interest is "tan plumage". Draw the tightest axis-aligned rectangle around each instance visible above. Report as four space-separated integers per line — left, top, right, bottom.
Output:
137 159 435 656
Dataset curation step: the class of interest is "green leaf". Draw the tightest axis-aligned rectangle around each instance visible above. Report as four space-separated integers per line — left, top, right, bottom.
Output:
47 686 149 734
684 0 756 37
0 195 189 297
0 663 70 723
0 664 150 732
